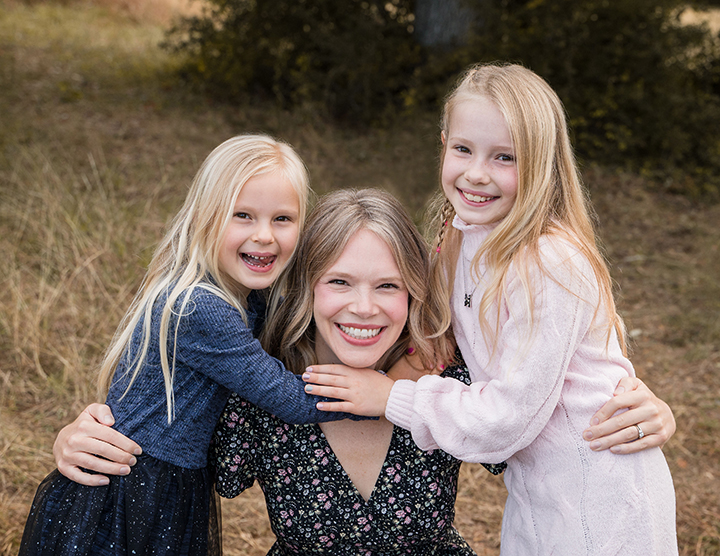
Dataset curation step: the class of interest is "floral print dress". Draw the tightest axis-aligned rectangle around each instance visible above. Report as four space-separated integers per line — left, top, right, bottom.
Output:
211 363 504 555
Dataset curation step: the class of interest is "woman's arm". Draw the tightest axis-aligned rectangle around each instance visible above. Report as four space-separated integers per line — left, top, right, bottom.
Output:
53 404 141 486
583 376 675 453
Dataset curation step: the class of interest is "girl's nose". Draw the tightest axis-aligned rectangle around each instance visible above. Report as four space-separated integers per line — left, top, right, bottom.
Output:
252 222 275 244
465 160 491 185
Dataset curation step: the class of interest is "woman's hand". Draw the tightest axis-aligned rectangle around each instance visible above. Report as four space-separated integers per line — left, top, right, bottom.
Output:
302 365 394 416
583 377 676 454
54 403 142 486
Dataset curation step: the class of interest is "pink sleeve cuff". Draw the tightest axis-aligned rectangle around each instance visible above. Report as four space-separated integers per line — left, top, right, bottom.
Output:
385 379 418 432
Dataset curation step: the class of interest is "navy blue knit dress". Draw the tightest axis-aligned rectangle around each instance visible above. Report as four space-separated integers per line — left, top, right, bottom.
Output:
19 286 345 556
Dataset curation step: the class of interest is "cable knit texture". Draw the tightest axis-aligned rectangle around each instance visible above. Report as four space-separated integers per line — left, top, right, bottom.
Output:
386 217 677 555
107 286 342 469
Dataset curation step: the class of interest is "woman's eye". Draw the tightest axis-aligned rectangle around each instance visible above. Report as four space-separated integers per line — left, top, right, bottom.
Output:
379 283 400 290
329 279 348 286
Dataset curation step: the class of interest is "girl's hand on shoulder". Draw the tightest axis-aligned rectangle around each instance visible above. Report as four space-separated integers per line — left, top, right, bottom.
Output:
302 365 393 417
582 377 676 454
54 403 142 486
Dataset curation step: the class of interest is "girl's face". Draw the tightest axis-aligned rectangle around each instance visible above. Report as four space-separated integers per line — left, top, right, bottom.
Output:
313 228 409 369
442 96 518 226
219 170 300 297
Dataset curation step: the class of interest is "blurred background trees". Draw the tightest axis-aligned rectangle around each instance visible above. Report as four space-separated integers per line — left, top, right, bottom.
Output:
163 0 720 197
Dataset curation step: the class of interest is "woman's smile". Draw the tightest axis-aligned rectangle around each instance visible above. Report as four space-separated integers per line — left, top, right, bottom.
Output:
336 323 385 342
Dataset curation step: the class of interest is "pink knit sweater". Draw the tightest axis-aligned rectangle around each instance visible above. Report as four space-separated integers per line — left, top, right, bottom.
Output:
386 217 677 555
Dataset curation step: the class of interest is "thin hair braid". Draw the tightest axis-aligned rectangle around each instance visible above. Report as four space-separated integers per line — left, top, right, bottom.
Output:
434 198 455 253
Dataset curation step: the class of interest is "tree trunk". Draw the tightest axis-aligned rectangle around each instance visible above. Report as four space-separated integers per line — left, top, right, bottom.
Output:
413 0 477 47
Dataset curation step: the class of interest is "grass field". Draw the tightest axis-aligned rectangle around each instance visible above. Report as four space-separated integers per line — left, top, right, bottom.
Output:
1 1 719 554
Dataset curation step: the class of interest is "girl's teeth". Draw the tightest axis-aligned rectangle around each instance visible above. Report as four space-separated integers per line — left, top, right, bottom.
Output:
243 254 274 267
462 191 494 203
338 325 381 339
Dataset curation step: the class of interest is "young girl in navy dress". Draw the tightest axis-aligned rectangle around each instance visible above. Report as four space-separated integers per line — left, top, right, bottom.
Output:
303 64 678 555
18 134 348 556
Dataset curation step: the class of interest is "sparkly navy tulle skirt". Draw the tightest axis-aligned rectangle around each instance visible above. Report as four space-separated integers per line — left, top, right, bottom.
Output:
18 454 221 556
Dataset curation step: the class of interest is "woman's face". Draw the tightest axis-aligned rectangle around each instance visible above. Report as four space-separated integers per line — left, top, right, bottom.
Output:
313 228 409 369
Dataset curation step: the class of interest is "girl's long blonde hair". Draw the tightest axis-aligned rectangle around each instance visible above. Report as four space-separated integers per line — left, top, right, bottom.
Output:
262 188 455 375
97 134 310 422
431 63 626 357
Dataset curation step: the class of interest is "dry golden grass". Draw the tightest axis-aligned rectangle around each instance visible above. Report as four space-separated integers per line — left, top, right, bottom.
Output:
1 1 718 554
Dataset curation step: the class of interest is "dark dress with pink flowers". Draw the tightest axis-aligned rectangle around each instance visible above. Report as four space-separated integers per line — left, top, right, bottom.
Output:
211 363 504 555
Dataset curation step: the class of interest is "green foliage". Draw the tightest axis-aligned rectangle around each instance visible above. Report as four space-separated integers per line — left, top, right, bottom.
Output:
164 0 419 121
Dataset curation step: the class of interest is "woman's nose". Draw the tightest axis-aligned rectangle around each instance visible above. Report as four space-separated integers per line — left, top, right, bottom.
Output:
350 289 378 317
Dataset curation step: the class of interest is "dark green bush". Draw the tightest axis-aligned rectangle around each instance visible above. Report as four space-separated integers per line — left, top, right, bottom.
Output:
164 0 419 121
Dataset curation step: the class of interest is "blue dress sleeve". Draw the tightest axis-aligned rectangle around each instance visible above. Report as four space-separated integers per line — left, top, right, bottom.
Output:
173 289 351 425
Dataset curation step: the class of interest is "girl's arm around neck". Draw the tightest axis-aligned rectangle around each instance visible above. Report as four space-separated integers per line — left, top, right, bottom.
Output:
176 290 353 424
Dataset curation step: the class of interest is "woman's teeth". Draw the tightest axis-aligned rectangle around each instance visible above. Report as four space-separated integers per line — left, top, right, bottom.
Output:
338 325 381 339
462 191 495 203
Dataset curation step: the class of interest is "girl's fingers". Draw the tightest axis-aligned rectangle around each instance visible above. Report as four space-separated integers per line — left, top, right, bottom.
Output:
302 371 348 387
304 364 351 377
304 384 346 399
315 401 354 413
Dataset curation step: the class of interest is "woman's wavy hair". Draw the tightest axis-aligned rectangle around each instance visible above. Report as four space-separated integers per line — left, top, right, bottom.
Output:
430 63 626 357
263 188 454 374
97 134 310 422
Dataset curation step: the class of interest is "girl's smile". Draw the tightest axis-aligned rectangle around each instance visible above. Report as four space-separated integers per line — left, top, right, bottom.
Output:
313 228 408 370
442 96 518 226
219 170 300 297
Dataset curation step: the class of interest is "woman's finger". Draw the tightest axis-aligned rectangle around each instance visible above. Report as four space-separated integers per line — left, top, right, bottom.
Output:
84 402 117 426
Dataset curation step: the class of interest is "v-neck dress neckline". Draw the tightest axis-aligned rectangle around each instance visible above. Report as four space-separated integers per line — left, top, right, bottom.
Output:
211 364 479 555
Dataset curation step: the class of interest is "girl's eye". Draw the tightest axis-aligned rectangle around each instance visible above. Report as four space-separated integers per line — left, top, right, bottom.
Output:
454 145 471 154
275 215 293 222
234 212 250 219
498 153 515 162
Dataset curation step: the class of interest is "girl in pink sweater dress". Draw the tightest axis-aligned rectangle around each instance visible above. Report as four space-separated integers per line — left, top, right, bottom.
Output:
303 63 678 554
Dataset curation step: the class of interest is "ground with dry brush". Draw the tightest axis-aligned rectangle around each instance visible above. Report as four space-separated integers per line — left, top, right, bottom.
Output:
1 2 718 554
